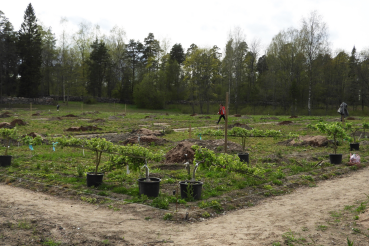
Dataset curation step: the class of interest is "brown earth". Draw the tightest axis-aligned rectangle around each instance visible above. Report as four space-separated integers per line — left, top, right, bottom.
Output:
228 122 252 130
277 121 293 125
260 117 279 120
64 114 78 117
0 122 12 128
289 115 298 118
165 141 195 164
1 167 369 245
65 126 102 132
10 119 26 127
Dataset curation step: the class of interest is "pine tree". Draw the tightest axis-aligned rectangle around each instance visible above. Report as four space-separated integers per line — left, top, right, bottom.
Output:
17 3 42 98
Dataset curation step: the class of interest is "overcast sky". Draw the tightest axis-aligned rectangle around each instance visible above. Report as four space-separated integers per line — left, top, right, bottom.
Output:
2 0 369 55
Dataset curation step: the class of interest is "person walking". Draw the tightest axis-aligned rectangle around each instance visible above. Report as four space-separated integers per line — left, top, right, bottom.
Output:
217 103 226 124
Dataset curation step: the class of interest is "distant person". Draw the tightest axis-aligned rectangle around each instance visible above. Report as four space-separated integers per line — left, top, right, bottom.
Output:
56 104 60 111
337 102 349 121
217 104 226 124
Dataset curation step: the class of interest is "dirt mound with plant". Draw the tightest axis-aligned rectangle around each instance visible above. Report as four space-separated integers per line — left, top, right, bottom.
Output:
81 111 99 115
10 119 26 127
123 135 168 145
32 113 40 116
131 128 164 137
279 135 328 147
277 121 293 125
165 141 195 164
63 114 78 117
228 122 252 130
289 115 298 118
65 126 102 132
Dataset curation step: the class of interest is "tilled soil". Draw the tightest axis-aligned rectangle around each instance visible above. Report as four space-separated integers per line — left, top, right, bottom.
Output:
1 167 369 245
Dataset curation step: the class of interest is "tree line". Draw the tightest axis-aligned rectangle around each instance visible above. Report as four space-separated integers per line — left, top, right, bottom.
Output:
1 4 369 115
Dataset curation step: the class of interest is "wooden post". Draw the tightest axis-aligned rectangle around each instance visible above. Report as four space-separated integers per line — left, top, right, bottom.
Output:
30 103 32 116
225 92 228 153
189 123 191 139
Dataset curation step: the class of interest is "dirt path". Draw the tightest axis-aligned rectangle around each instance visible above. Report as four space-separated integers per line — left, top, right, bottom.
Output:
1 167 369 245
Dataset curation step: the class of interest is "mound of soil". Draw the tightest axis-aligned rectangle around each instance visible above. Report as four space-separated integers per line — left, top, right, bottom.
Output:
89 118 105 123
228 122 252 130
234 114 241 117
64 114 78 117
117 113 126 116
32 113 40 116
48 117 62 121
198 116 211 119
0 112 11 118
165 141 195 164
65 126 102 132
123 135 168 145
108 116 118 120
25 132 43 139
131 128 164 137
277 121 293 125
279 135 328 147
10 119 26 127
289 116 298 118
346 117 359 120
81 111 99 115
0 122 12 129
260 117 279 120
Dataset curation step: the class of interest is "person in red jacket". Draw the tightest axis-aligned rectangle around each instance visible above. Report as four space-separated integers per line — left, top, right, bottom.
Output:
217 103 226 124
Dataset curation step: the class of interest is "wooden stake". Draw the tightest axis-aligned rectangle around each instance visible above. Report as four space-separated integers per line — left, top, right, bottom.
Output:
225 92 228 153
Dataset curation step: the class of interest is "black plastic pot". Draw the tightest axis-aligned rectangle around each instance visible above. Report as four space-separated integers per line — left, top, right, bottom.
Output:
179 181 203 200
138 178 161 198
238 153 249 163
0 155 12 167
329 154 342 165
350 143 359 151
86 172 104 187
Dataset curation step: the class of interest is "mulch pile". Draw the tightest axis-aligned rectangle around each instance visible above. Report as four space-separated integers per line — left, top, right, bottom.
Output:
32 113 40 116
234 114 242 117
277 121 293 125
64 114 78 117
65 126 102 132
346 117 359 120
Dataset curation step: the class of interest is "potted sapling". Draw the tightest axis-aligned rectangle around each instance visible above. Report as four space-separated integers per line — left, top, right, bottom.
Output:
179 154 204 200
114 144 164 197
84 138 116 187
362 122 369 139
0 128 17 166
315 122 350 164
345 123 360 151
230 127 250 163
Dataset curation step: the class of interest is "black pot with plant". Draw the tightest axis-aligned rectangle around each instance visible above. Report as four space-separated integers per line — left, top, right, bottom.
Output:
345 123 360 151
230 127 250 163
0 128 17 167
137 159 161 198
179 154 203 200
315 122 350 164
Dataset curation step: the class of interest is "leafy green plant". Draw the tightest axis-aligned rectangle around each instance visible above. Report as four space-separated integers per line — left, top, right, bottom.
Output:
314 122 351 154
163 213 173 220
362 122 369 139
0 128 17 155
151 196 169 209
345 123 361 143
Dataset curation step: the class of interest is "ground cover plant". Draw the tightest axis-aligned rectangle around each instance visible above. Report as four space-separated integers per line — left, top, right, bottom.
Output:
0 103 368 221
